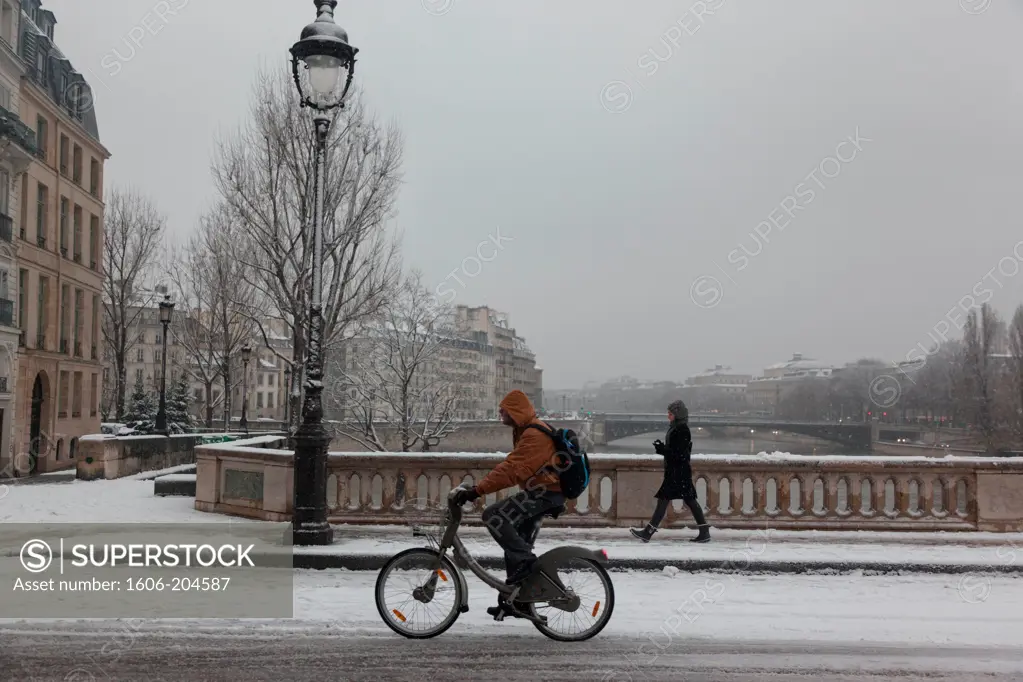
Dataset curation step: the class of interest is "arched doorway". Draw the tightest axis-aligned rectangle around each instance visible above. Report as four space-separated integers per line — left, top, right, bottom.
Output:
28 373 49 475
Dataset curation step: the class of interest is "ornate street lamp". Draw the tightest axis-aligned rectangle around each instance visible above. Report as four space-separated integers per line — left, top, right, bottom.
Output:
288 0 358 546
240 345 252 434
155 295 174 436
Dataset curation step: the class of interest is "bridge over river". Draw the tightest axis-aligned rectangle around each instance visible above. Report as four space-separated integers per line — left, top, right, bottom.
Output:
329 413 911 453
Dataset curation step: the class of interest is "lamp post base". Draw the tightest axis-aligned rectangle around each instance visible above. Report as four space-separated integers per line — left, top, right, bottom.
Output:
289 519 333 546
291 421 333 546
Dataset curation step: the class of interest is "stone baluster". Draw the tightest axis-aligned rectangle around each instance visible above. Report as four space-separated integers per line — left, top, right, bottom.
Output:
752 474 768 516
800 475 815 516
705 474 720 518
895 475 910 517
849 477 863 517
728 474 742 517
874 476 887 517
777 476 791 517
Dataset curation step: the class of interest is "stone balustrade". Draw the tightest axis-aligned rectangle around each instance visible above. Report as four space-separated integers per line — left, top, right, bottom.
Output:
195 446 1023 532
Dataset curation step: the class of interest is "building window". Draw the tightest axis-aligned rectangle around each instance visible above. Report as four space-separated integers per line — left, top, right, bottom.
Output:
74 289 83 355
155 350 161 363
36 116 47 157
17 269 26 335
89 215 98 269
72 205 82 261
268 392 274 409
72 145 82 184
0 169 8 217
59 283 69 352
59 197 68 255
59 134 69 176
155 332 161 345
36 183 47 247
72 372 83 417
59 371 69 417
136 347 144 362
135 368 143 384
92 294 99 358
257 373 263 386
0 2 14 47
90 158 100 196
256 393 264 409
91 374 98 416
37 275 48 348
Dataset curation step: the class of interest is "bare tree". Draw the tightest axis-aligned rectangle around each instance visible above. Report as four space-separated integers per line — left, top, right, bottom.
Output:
329 273 471 452
961 303 1006 452
101 187 167 420
168 206 255 427
1007 305 1023 446
211 63 403 433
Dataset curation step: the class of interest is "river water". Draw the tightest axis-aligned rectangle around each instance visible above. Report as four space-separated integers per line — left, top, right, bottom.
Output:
594 431 862 456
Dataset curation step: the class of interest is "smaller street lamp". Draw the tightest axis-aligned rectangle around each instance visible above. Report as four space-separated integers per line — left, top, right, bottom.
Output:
240 345 252 434
155 295 175 435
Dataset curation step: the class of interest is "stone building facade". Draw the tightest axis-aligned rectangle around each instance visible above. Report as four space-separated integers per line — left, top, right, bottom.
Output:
11 1 108 474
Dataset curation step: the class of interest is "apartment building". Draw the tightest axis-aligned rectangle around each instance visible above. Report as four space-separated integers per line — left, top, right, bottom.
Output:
679 365 752 413
103 300 292 426
456 305 542 413
746 353 835 413
0 0 33 475
13 0 108 473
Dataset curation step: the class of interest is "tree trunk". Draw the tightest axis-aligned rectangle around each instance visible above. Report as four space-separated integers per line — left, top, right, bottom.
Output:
204 382 214 428
223 364 232 432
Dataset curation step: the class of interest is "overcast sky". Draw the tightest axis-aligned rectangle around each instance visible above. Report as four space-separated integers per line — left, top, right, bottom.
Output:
46 0 1023 389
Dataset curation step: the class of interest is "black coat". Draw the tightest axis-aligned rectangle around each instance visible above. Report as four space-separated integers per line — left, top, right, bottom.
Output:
655 421 697 501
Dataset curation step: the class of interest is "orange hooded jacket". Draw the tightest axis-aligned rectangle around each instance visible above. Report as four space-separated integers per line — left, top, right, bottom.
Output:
474 390 561 496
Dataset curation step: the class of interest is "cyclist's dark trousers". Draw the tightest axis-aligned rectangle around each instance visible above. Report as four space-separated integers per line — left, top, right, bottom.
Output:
482 488 566 579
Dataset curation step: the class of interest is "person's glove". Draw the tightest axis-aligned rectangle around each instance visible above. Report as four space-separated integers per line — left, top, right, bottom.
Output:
653 439 665 454
452 485 481 506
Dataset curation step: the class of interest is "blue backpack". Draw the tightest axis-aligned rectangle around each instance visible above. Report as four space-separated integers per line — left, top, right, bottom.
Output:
526 423 591 500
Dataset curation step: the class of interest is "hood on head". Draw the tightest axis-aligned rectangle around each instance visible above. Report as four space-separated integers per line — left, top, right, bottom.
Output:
500 390 536 427
668 400 688 423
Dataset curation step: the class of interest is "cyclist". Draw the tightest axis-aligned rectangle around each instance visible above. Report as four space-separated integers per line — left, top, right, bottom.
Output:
451 390 564 614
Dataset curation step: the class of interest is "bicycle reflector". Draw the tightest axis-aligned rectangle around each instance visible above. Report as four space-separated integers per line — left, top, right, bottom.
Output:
601 549 608 561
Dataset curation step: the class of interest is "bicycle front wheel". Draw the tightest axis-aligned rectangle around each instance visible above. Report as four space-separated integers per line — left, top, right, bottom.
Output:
375 548 464 639
528 558 615 641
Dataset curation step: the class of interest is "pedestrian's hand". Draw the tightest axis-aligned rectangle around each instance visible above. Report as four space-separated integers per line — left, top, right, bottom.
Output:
653 439 664 453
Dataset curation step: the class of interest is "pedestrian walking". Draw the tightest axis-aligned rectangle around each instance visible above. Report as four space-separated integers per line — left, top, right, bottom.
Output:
630 399 710 543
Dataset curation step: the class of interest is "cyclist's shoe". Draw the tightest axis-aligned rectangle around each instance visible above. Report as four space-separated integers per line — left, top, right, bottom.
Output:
504 558 537 586
488 599 527 621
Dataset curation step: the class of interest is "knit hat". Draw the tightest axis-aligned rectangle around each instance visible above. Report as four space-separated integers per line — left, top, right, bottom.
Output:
667 400 688 422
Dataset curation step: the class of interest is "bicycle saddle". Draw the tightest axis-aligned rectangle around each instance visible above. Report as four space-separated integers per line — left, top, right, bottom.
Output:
544 505 566 519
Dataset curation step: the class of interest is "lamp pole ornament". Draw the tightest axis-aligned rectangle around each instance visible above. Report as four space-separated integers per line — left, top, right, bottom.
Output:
288 0 358 546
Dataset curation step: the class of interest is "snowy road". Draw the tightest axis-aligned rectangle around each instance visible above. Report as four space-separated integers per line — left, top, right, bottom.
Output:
5 631 1023 681
3 570 1023 680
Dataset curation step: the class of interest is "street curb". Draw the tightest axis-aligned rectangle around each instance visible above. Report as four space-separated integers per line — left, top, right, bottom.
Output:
288 553 1023 575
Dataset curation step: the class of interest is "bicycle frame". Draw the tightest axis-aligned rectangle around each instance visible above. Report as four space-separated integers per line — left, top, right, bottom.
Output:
417 491 609 615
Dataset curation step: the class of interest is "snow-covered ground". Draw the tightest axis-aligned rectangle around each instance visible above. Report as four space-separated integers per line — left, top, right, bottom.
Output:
3 570 1022 649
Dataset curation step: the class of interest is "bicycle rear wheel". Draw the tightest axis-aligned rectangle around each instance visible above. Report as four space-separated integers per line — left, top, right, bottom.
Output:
375 548 464 639
528 558 615 641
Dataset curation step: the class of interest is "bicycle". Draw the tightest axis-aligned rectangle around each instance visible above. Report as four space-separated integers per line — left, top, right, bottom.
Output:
375 485 615 641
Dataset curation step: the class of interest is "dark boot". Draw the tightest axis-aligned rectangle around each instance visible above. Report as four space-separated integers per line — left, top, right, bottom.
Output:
504 558 537 586
691 524 710 543
629 523 657 543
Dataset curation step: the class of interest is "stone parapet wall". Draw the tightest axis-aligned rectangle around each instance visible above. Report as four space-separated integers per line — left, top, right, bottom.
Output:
194 446 1023 532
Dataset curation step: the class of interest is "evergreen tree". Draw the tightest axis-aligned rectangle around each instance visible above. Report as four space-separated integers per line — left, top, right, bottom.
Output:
123 374 157 433
167 372 195 433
